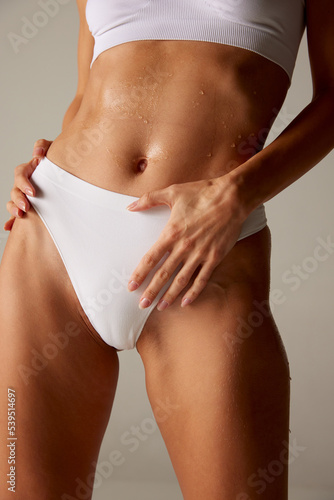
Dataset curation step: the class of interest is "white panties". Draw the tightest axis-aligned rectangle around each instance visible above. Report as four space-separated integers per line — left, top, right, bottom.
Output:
27 156 267 350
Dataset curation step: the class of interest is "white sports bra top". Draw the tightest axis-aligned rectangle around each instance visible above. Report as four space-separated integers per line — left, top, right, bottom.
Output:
86 0 306 80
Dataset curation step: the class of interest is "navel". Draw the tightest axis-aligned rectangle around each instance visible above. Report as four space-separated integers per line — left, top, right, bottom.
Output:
136 158 148 173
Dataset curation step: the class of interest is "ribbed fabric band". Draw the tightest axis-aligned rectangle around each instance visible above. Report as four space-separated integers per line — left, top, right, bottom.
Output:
87 0 306 80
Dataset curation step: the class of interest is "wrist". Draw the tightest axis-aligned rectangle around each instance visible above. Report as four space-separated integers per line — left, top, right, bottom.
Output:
212 171 250 223
218 161 265 219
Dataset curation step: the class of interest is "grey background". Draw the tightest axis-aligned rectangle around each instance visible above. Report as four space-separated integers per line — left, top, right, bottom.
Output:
1 1 333 499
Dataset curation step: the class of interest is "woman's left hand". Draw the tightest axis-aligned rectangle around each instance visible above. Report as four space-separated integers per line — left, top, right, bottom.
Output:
126 175 246 311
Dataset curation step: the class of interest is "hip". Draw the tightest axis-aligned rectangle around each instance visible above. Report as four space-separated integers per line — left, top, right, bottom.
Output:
29 154 271 298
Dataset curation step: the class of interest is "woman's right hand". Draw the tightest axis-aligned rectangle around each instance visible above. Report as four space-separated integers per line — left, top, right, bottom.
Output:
4 139 53 231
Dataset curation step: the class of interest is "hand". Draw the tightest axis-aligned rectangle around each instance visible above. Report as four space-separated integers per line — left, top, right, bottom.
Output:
126 175 245 310
4 139 53 231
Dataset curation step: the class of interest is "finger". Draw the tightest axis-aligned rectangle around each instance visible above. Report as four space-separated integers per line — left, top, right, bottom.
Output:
127 239 172 293
3 216 15 231
32 147 45 158
32 138 52 158
142 231 199 309
154 258 202 311
10 187 31 213
138 252 186 309
126 185 175 211
14 160 38 197
6 200 24 219
134 228 200 308
180 261 216 308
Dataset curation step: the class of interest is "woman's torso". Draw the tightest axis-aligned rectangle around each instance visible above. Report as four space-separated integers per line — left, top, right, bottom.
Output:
44 0 303 297
46 38 291 196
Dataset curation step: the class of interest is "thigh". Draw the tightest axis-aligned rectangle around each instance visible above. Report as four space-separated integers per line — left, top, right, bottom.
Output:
137 226 291 500
0 208 119 500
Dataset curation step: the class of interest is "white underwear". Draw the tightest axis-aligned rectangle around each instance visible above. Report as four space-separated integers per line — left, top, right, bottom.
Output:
27 156 267 350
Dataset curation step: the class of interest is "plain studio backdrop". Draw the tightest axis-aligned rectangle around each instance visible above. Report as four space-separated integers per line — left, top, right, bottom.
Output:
1 2 333 499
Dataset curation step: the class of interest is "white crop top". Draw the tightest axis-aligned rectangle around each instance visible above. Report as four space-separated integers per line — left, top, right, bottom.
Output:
86 0 306 80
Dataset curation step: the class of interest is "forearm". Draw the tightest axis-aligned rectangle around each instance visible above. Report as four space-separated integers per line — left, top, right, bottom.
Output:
224 89 334 218
61 95 83 131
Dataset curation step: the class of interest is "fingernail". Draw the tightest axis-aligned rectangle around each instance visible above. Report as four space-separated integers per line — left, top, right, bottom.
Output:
157 300 169 311
25 188 34 196
18 202 26 212
181 297 192 307
139 298 151 309
128 280 139 291
33 147 45 157
127 200 138 210
32 158 40 168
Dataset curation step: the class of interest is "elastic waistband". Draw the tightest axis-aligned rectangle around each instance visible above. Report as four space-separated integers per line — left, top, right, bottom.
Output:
32 156 144 212
31 156 265 227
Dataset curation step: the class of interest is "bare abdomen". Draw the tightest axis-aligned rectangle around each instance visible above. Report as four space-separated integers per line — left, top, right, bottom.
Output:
46 40 289 196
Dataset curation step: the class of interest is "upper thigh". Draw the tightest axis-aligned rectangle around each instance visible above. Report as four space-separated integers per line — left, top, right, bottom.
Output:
136 227 290 498
137 225 273 353
136 224 290 446
136 224 290 429
0 208 119 497
1 204 113 348
0 205 119 399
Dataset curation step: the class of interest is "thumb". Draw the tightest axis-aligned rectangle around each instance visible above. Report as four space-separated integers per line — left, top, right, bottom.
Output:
32 139 53 159
4 216 15 231
126 187 171 211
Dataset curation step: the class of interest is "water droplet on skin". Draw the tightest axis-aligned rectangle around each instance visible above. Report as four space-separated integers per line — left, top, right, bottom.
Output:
238 134 241 139
143 119 148 124
199 90 204 95
168 73 173 77
231 143 236 148
138 115 143 119
207 152 212 157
